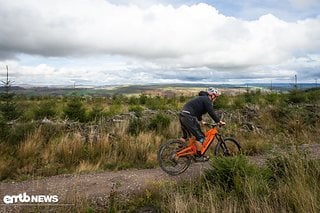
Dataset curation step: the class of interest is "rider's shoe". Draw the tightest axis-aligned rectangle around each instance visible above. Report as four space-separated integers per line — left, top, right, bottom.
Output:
195 155 210 162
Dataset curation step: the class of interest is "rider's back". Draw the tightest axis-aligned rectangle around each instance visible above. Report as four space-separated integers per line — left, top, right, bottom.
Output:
182 95 220 122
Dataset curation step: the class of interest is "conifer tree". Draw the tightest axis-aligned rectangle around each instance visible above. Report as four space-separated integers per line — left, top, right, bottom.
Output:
0 65 20 121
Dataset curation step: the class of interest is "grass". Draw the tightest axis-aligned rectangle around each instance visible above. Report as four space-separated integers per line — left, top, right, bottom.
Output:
71 152 318 212
137 153 320 213
0 89 320 212
0 120 171 181
1 89 319 181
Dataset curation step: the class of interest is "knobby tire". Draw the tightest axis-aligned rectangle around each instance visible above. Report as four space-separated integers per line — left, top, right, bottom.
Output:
214 137 241 156
158 139 191 175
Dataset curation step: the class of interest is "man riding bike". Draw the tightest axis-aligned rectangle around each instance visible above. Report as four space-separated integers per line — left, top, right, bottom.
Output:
179 87 225 162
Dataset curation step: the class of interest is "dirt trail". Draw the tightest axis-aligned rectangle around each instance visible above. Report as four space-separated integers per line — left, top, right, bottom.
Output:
0 163 211 212
1 144 319 212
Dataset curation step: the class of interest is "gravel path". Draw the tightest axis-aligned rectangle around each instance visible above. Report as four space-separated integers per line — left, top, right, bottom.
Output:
0 163 211 212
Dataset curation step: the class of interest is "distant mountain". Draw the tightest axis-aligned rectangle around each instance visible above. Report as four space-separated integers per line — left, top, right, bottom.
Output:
0 86 25 91
0 83 318 96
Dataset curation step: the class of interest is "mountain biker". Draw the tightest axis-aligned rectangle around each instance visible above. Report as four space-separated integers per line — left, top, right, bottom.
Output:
179 87 225 161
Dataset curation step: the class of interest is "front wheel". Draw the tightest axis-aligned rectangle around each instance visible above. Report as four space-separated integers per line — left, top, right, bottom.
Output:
214 137 241 156
158 139 191 175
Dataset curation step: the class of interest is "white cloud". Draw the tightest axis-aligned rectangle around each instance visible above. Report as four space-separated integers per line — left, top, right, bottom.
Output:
289 0 319 9
0 0 319 84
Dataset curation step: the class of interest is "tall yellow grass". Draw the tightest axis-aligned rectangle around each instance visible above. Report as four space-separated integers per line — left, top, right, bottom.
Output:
0 120 170 180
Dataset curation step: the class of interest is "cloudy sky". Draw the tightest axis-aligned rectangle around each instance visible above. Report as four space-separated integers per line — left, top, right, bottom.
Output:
0 0 319 86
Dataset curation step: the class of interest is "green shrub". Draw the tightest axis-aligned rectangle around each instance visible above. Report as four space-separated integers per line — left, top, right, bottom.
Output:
244 91 261 104
148 113 171 132
0 93 21 121
128 118 145 135
112 94 127 105
63 98 87 122
214 94 230 109
106 104 123 117
204 155 271 197
303 105 320 125
306 88 320 103
6 123 37 145
145 96 168 110
128 105 144 117
270 104 292 122
266 153 320 183
287 89 307 104
265 93 281 104
232 95 246 109
40 124 66 143
0 115 9 142
266 155 290 181
33 100 57 120
179 95 188 103
128 96 139 105
139 94 148 105
0 154 18 181
87 106 105 121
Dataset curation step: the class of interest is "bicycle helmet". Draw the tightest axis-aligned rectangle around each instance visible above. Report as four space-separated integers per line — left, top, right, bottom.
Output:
207 87 221 96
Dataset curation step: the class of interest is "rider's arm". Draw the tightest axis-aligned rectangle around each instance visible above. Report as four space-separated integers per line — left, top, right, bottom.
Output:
201 120 208 125
218 120 226 125
204 99 220 123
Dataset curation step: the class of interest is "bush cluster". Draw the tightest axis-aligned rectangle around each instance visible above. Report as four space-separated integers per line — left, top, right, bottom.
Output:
128 113 172 135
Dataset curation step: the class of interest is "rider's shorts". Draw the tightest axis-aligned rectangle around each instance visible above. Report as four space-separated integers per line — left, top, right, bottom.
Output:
179 112 205 142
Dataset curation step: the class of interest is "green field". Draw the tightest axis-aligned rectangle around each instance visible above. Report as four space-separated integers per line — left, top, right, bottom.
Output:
0 86 320 212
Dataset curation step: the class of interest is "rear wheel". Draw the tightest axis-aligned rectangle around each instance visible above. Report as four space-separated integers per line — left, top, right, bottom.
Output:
214 137 241 156
158 139 191 175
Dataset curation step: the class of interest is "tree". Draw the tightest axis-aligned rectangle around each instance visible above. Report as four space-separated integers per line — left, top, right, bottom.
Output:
33 100 57 120
63 97 87 122
0 65 20 121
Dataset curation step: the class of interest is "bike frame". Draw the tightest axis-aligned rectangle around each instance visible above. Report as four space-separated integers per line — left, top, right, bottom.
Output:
176 126 218 157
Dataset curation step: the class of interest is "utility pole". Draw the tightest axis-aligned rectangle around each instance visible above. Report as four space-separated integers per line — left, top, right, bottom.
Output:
294 74 297 89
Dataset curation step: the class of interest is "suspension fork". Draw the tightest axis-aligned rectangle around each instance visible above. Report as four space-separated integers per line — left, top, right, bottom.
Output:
216 134 229 154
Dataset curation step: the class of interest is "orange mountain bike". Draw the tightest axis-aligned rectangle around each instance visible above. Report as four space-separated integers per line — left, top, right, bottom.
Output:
158 124 241 175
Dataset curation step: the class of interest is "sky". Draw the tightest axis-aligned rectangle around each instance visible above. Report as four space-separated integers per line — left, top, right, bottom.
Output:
0 0 320 86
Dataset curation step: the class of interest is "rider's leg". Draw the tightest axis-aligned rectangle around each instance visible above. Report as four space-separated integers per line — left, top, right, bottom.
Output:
194 133 210 161
179 114 206 158
195 141 202 151
195 138 204 156
179 115 190 144
195 138 209 161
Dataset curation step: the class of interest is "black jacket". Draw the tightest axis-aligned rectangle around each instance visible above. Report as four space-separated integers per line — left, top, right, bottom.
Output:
182 95 220 122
